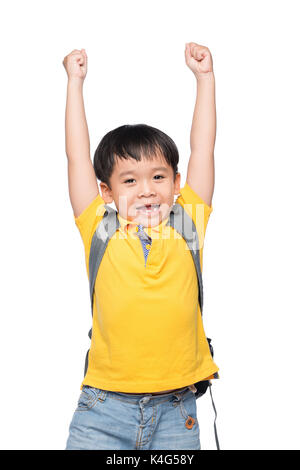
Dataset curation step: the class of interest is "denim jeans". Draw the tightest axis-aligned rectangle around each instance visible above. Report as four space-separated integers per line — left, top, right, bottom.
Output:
65 385 201 450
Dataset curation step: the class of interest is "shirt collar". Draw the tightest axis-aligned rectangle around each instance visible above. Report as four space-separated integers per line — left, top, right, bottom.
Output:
117 212 170 236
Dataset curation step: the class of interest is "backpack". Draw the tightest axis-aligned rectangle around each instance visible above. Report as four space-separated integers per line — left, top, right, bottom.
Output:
85 201 220 450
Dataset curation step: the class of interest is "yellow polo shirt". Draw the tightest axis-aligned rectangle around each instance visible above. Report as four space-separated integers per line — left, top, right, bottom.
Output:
74 181 219 393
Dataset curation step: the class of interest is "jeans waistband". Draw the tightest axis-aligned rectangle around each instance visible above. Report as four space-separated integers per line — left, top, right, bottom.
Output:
105 386 191 404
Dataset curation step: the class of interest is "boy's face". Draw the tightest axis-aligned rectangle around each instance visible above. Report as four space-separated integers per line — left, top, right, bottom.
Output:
100 153 181 227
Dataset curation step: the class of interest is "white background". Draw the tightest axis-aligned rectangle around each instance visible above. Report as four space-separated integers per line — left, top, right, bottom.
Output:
1 0 299 450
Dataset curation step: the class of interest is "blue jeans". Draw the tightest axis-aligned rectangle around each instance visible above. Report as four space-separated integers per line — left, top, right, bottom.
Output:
65 385 201 450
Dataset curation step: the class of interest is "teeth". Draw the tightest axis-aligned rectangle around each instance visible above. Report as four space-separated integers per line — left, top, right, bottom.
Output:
137 204 160 211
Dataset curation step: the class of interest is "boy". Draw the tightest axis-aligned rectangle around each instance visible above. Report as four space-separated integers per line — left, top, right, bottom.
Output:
62 43 219 450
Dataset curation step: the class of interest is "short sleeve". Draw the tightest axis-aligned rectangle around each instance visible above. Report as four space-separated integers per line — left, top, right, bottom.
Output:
74 194 106 272
175 181 213 252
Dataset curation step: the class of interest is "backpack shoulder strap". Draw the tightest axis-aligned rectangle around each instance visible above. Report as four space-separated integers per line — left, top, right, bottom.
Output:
166 203 204 315
84 205 119 375
88 205 120 321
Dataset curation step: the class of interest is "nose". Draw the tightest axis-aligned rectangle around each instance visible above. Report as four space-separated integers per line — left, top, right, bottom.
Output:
138 180 156 198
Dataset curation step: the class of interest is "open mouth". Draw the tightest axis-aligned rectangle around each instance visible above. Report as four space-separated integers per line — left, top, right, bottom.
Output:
136 204 160 215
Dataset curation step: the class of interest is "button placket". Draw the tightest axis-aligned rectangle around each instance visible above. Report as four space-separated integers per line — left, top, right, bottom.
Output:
136 224 152 267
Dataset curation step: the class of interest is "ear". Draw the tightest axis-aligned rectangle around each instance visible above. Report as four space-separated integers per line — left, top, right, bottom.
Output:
174 172 181 195
100 182 114 204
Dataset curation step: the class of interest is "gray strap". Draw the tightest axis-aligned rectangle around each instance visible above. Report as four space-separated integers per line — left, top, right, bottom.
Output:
88 206 120 316
84 206 120 374
209 382 220 450
166 203 204 315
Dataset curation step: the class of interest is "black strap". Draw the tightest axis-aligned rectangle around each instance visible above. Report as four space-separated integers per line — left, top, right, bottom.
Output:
208 381 220 450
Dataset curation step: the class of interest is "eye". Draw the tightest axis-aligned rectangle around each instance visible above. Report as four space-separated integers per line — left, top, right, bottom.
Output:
154 175 164 180
124 178 135 184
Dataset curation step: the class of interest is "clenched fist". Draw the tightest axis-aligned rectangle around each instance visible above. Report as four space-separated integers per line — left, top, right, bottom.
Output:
62 49 88 81
185 43 213 79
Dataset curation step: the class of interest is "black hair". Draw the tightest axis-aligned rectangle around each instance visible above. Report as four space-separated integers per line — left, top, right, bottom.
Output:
93 124 179 189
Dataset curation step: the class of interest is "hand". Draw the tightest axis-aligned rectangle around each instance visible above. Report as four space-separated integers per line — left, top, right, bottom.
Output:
185 43 213 79
62 49 88 81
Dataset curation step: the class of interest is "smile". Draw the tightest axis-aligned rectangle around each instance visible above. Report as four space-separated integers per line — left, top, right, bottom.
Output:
136 204 160 214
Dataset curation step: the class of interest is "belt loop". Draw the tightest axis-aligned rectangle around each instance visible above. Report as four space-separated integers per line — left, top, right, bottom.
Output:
98 389 107 402
172 391 182 406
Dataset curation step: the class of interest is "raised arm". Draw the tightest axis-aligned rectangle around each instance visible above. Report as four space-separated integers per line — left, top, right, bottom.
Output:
184 43 216 207
63 49 99 218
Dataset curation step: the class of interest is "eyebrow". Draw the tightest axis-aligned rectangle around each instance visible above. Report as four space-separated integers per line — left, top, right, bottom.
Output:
119 166 168 178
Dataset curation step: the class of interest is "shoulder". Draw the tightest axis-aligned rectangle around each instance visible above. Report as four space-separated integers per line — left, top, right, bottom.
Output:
74 193 107 228
175 181 213 246
74 193 108 252
175 181 213 214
